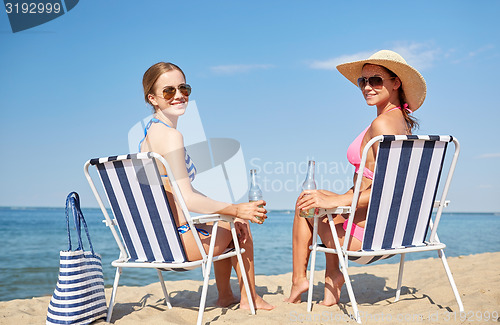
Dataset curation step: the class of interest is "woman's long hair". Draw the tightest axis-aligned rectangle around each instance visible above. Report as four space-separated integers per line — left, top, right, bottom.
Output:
385 67 419 132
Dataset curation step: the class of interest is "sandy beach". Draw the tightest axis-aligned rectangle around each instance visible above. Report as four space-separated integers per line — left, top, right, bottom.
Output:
1 252 498 325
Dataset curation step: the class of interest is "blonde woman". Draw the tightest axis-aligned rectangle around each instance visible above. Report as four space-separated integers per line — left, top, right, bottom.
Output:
140 62 274 310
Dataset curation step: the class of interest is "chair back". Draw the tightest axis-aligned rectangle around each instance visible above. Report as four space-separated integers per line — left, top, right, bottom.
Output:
359 135 457 251
88 153 187 263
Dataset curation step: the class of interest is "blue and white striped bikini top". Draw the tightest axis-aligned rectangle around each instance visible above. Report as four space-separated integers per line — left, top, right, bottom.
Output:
138 118 197 182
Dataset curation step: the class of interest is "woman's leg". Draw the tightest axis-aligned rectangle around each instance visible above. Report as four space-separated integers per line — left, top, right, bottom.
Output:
183 221 273 310
284 207 314 303
315 215 362 306
214 258 238 307
230 221 274 310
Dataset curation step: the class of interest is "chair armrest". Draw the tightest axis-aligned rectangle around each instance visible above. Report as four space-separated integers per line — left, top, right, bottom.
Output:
317 206 351 217
191 214 235 224
433 200 450 208
102 219 118 227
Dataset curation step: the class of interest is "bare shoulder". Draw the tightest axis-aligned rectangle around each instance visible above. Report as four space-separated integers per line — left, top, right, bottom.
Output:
147 123 185 153
369 113 406 138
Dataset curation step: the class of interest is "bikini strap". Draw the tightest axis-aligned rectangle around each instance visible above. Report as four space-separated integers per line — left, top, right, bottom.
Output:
150 118 172 128
386 104 412 114
138 117 172 152
138 118 196 181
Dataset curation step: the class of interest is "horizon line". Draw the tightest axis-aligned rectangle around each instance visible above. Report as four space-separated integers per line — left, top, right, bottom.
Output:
0 205 499 215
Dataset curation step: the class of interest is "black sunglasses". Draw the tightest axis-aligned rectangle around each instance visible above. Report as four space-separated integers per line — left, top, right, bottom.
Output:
158 84 192 100
357 76 395 89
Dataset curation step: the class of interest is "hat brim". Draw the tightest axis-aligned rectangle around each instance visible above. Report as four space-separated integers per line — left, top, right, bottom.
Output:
337 58 426 111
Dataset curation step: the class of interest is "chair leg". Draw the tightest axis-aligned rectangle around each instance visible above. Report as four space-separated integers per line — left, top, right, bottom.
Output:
325 215 361 323
307 216 319 312
438 249 464 312
200 262 207 278
338 257 361 323
107 267 122 323
394 253 406 302
196 221 219 325
307 246 318 312
197 254 213 325
157 270 172 309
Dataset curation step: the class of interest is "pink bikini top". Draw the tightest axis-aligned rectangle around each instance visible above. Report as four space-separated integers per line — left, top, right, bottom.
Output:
347 105 411 180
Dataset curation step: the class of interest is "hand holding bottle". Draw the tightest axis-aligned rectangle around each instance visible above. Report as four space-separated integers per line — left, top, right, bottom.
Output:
235 200 267 224
297 189 341 211
248 169 266 223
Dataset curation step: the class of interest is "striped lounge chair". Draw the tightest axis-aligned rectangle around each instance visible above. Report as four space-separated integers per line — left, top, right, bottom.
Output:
84 152 255 325
307 135 464 323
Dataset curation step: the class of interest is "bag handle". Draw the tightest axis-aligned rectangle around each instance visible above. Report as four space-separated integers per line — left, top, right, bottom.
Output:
65 192 95 255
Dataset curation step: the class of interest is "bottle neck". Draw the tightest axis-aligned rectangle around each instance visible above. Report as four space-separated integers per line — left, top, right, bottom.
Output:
305 161 315 180
302 161 316 190
248 169 262 200
251 171 257 186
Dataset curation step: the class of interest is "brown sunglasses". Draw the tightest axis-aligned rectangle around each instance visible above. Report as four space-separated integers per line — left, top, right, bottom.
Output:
357 76 395 89
156 84 192 100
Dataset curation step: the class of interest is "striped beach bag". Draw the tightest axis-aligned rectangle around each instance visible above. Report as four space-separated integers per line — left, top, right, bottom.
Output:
46 192 107 324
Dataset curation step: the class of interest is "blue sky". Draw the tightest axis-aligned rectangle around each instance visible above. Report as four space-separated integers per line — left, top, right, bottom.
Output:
1 1 499 211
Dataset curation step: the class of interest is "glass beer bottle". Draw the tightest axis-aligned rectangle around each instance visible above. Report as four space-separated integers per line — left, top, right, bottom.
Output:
299 160 318 218
248 169 265 222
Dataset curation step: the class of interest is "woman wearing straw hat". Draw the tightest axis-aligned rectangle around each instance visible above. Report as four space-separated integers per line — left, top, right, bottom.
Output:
285 50 427 305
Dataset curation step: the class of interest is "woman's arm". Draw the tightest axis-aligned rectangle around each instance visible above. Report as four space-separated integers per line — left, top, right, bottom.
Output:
297 113 405 212
297 185 372 212
147 125 265 223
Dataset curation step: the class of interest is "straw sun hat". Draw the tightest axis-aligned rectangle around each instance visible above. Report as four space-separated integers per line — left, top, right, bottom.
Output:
336 50 427 111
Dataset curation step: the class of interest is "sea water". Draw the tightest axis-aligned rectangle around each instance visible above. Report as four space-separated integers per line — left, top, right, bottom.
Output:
0 207 499 301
